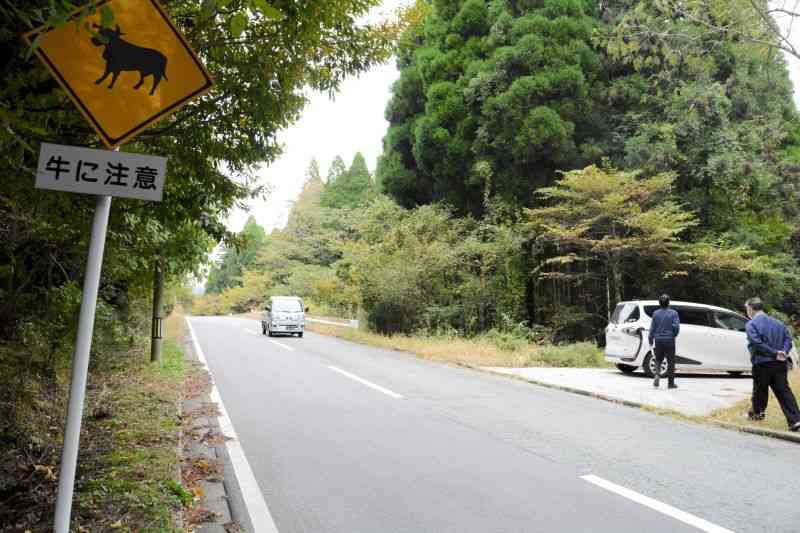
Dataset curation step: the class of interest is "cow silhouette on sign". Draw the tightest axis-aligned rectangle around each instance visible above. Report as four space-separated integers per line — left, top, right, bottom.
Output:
91 24 168 96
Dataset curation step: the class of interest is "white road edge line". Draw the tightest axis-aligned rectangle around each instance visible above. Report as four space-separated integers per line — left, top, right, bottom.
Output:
328 366 404 399
580 475 734 533
268 339 295 352
187 318 280 533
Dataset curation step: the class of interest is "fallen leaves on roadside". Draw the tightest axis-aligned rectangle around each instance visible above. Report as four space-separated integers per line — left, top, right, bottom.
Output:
33 464 57 482
185 403 222 419
186 507 220 524
224 521 243 533
202 430 232 446
183 363 212 399
182 457 224 485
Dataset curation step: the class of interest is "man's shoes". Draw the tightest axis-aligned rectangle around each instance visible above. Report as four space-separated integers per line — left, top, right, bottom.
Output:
790 422 800 432
747 411 765 421
653 377 660 388
668 383 678 389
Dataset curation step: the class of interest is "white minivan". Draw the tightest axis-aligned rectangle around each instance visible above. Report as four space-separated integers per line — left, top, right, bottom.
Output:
605 300 797 377
262 296 308 338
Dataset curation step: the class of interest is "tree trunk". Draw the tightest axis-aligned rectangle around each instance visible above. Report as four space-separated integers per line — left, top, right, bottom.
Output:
612 258 622 307
524 241 536 326
150 260 164 363
606 264 611 320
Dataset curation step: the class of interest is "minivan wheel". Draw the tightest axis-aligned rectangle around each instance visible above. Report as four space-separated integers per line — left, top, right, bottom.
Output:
643 352 668 378
298 332 303 338
616 363 637 374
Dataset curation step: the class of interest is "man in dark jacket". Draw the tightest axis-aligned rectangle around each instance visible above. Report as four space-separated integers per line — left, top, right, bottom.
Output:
649 294 680 389
744 297 800 431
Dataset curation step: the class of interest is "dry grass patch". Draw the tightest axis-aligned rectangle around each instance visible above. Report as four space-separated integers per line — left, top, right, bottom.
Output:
165 306 187 341
305 322 607 368
0 308 191 532
72 338 186 532
705 370 800 433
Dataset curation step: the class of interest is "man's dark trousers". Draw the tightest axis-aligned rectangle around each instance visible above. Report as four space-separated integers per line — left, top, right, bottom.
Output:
751 361 800 424
654 339 676 386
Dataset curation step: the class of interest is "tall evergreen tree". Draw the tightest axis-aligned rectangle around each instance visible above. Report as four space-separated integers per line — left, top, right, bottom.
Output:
288 158 324 230
326 156 348 185
205 216 266 293
377 0 604 215
601 0 800 256
321 152 376 208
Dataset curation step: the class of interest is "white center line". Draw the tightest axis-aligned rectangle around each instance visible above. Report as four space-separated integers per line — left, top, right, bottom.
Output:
581 475 734 533
328 366 404 399
269 339 295 352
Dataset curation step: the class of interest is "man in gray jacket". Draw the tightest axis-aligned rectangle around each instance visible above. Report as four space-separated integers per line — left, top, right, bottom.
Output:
745 297 800 431
649 294 680 389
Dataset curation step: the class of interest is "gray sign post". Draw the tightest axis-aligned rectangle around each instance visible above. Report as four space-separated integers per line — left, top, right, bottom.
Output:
53 193 112 533
35 143 168 533
24 2 211 527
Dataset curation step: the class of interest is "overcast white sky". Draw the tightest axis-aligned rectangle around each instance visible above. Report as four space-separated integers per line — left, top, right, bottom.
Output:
226 1 800 234
226 1 408 233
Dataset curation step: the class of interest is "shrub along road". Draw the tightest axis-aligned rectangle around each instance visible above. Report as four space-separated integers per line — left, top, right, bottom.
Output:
190 316 798 533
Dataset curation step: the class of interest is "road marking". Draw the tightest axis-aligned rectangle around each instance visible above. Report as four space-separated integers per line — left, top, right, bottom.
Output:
187 319 280 533
328 366 404 399
269 339 295 352
581 475 734 533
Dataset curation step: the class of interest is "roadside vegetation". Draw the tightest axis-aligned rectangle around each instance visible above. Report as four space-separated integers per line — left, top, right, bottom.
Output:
198 0 800 347
305 322 606 368
0 294 187 532
72 327 186 532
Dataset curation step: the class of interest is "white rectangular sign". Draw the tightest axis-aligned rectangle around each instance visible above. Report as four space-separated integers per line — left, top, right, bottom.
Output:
36 143 167 202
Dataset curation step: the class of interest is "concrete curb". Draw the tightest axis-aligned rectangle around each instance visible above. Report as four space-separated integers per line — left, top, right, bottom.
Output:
471 365 800 445
711 420 800 444
181 331 243 532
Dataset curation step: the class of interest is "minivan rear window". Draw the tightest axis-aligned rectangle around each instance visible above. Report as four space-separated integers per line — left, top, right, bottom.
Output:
611 303 639 324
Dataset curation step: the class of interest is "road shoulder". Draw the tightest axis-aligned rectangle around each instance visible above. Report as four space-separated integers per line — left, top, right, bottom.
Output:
181 321 248 532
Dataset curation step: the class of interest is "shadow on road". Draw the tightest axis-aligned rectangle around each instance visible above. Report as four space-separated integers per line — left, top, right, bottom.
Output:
622 371 751 380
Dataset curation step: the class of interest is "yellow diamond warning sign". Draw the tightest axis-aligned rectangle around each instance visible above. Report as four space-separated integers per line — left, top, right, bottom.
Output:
24 0 213 148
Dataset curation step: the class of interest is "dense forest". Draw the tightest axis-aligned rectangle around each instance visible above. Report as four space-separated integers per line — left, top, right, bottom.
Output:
200 0 800 342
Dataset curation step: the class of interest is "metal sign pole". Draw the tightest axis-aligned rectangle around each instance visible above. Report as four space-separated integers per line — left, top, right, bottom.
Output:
25 3 206 527
53 194 112 533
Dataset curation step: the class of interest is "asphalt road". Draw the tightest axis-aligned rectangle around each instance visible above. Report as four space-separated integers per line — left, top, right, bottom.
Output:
189 316 799 533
